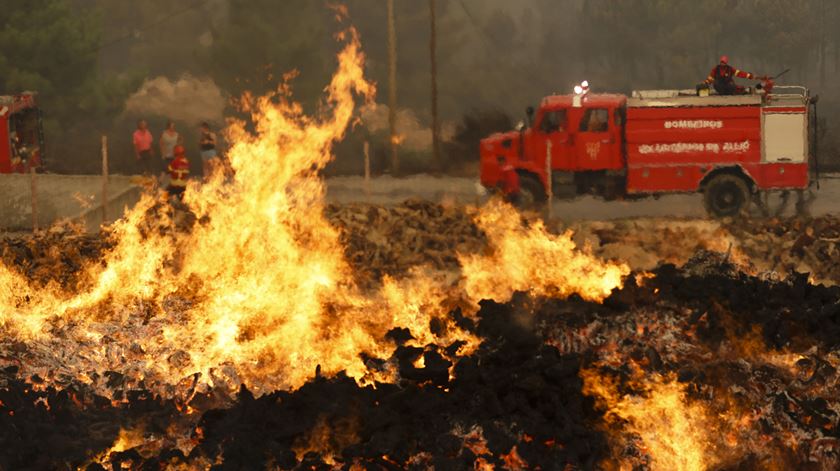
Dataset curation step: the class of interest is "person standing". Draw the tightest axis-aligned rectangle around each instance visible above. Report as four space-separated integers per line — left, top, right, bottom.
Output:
133 119 154 175
167 145 190 200
497 156 520 203
199 122 218 178
159 120 180 177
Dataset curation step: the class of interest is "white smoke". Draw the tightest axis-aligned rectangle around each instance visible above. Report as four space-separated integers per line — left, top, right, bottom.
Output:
360 103 454 152
124 75 226 126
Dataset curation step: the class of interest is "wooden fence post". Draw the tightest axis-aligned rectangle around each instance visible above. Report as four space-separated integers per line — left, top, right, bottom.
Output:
101 135 109 225
363 140 371 200
30 167 38 231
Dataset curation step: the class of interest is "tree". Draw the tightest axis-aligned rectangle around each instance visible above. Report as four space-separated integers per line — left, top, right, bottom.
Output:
92 0 222 79
0 0 142 172
576 0 730 90
1 1 103 117
205 0 334 111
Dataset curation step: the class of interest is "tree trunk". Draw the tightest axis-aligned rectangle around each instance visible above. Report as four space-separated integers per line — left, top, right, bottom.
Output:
386 0 399 175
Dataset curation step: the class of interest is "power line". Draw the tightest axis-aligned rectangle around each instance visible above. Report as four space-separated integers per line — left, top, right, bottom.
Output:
94 0 212 54
456 0 556 93
447 0 535 107
456 0 492 45
42 0 212 73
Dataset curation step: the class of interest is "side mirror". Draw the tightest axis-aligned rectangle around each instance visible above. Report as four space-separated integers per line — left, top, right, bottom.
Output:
811 94 820 105
525 106 535 128
515 121 525 131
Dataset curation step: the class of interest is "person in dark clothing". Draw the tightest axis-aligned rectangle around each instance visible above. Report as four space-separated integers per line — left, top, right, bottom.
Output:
704 56 759 95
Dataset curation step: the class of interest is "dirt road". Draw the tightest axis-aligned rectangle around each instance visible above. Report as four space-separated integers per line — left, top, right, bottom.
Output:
326 174 840 220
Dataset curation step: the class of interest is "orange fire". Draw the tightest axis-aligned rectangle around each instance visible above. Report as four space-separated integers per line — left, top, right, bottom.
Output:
91 427 147 466
501 445 528 470
0 18 627 401
581 368 715 471
460 200 629 304
292 415 359 464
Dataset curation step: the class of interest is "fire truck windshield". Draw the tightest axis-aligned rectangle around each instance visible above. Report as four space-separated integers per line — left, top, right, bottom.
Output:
581 108 609 132
540 110 567 133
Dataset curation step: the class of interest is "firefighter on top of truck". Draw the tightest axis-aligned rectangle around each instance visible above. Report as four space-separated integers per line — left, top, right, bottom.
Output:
704 55 761 95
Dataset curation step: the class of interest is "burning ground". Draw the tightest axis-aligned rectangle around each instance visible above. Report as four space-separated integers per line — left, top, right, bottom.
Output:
3 21 840 471
4 206 840 469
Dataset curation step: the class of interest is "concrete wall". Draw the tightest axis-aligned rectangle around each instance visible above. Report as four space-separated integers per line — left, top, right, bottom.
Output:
4 173 837 233
0 174 142 232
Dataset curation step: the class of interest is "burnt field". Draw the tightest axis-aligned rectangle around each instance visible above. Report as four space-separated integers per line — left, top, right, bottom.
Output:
9 201 840 294
9 2 840 469
3 23 840 469
2 204 840 470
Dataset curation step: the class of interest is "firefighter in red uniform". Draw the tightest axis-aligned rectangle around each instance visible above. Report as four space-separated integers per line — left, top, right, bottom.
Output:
704 56 758 95
497 157 520 203
167 145 190 200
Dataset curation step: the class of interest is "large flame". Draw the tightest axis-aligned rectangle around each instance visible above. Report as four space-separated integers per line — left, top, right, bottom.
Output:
460 200 629 304
581 368 714 471
0 21 626 397
152 25 384 390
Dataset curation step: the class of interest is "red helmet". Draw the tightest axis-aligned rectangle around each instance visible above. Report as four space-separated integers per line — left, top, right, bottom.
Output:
173 145 185 156
719 55 729 64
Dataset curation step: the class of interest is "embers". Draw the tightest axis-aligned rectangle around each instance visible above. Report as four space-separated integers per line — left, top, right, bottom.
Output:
7 252 840 469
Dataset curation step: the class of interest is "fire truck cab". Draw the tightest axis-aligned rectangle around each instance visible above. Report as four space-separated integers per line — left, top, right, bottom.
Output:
0 92 45 174
480 83 816 217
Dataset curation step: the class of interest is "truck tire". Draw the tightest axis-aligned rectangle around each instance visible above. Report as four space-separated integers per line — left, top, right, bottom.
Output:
552 172 577 200
516 174 547 208
704 174 750 218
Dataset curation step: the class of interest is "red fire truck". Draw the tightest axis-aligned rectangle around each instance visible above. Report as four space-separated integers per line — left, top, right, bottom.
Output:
479 81 817 217
0 92 45 174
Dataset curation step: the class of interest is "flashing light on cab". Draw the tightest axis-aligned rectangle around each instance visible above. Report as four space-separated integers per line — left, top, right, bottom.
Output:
574 80 590 95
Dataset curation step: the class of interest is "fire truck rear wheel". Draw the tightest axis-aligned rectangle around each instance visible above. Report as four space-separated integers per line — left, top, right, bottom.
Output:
516 175 547 208
704 174 751 218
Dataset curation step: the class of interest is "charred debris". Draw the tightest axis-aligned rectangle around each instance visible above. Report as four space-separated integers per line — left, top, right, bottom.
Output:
1 237 839 468
2 203 840 468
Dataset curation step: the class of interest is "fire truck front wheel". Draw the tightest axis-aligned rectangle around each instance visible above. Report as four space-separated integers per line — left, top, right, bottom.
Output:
516 174 547 208
704 174 751 218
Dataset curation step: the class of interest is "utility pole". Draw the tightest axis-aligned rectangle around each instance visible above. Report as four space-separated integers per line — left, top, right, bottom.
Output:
429 0 441 173
819 0 826 88
386 0 399 175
